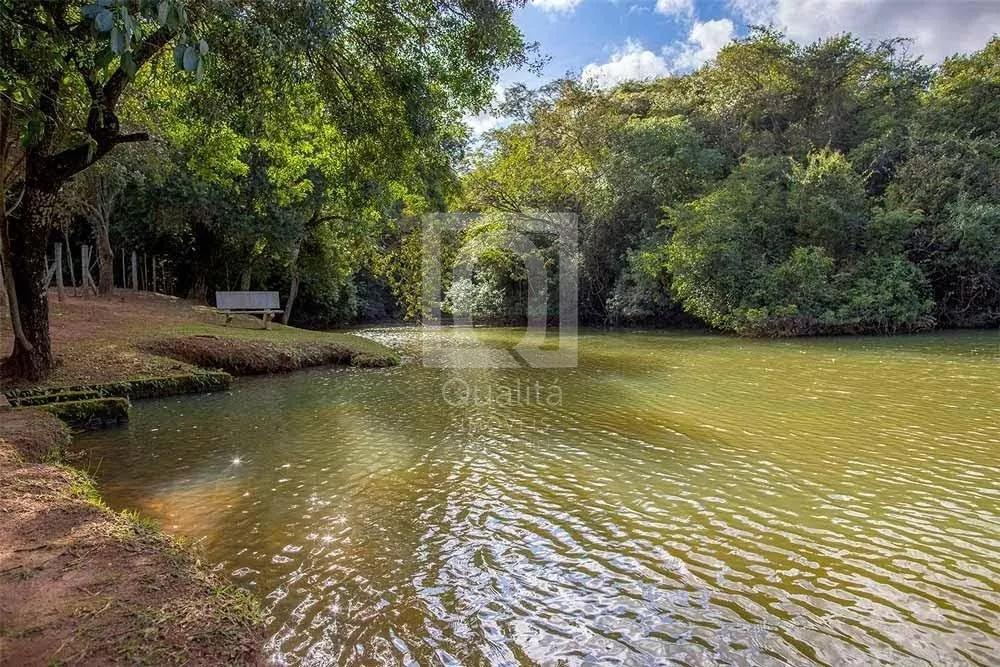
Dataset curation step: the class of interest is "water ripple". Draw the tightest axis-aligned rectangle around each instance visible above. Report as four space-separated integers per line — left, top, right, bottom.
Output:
72 328 1000 666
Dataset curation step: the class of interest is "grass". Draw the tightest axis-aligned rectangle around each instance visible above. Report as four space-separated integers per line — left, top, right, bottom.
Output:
1 292 398 393
60 464 106 506
163 320 393 355
0 417 266 665
141 327 398 375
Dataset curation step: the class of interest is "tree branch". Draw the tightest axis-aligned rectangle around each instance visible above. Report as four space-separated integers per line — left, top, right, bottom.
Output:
104 27 174 109
113 132 150 145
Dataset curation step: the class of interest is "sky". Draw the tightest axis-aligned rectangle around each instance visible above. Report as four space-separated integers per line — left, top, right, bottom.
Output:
467 0 1000 133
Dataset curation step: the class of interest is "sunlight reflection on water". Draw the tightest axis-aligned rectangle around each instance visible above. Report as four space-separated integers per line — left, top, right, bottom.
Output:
73 328 1000 666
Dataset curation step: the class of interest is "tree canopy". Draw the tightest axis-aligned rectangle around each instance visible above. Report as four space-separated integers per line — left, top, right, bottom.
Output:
460 32 1000 335
4 15 999 380
1 0 532 378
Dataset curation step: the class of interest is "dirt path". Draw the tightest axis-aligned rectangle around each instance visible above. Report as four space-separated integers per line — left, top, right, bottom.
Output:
0 411 265 666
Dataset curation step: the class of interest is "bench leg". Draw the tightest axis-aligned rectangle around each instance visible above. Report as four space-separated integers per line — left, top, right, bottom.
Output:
262 313 270 330
224 314 232 326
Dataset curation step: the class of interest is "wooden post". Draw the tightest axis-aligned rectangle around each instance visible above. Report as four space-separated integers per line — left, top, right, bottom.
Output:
81 245 88 293
151 256 157 294
81 245 98 296
44 255 57 289
131 250 138 292
89 246 99 291
65 239 78 296
80 245 88 294
54 243 65 302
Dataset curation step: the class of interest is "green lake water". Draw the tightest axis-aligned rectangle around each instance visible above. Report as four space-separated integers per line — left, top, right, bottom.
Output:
71 328 1000 666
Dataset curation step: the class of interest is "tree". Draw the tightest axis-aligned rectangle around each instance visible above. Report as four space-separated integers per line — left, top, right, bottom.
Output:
458 30 957 335
62 150 149 294
462 81 721 324
665 150 932 335
1 0 206 378
3 0 530 378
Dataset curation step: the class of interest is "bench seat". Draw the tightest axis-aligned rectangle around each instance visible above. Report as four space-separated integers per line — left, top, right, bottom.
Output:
215 291 282 329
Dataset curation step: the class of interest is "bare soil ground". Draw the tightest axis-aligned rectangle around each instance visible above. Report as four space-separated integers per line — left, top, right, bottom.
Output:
0 293 398 665
0 411 264 666
0 291 395 390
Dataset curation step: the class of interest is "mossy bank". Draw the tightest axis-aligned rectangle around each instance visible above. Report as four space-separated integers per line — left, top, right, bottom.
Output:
1 293 399 409
0 410 266 665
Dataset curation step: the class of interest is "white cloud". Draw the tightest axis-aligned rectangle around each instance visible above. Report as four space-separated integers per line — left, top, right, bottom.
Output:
671 18 736 70
465 112 506 136
531 0 583 14
463 84 509 137
728 0 1000 63
655 0 693 18
582 40 672 88
727 0 775 25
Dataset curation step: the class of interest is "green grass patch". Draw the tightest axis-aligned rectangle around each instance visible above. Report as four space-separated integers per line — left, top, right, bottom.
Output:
36 397 130 429
158 320 394 356
141 332 398 375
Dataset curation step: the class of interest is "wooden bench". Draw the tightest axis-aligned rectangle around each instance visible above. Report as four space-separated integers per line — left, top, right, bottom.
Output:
215 291 282 329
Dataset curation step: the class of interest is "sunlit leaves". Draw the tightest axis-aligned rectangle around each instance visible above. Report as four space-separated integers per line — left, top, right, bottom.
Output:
77 0 206 80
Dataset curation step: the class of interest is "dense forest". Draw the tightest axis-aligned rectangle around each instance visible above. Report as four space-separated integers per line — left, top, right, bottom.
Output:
3 1 999 379
459 32 1000 335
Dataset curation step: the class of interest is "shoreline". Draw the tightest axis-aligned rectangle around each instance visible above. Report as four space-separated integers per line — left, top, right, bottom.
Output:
1 293 399 425
0 294 400 665
0 410 265 665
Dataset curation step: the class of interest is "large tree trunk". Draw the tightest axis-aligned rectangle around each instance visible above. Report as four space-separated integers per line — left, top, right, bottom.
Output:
282 240 302 324
3 186 56 379
0 25 173 380
95 217 114 296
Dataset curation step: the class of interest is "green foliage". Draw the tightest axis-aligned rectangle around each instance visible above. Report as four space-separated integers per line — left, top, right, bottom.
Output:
459 32 997 336
3 0 532 374
666 151 932 335
924 39 1000 139
445 276 507 321
788 148 869 257
607 246 682 326
12 10 997 339
666 156 791 330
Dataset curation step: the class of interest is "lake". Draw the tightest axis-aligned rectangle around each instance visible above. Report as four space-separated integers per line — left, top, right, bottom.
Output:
71 328 1000 666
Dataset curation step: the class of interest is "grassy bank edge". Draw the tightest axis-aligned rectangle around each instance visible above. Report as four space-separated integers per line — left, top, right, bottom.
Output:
0 410 266 665
3 324 399 410
0 309 400 662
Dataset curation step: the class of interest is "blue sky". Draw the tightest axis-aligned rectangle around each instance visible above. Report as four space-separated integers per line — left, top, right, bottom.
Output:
515 0 736 82
467 0 1000 131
